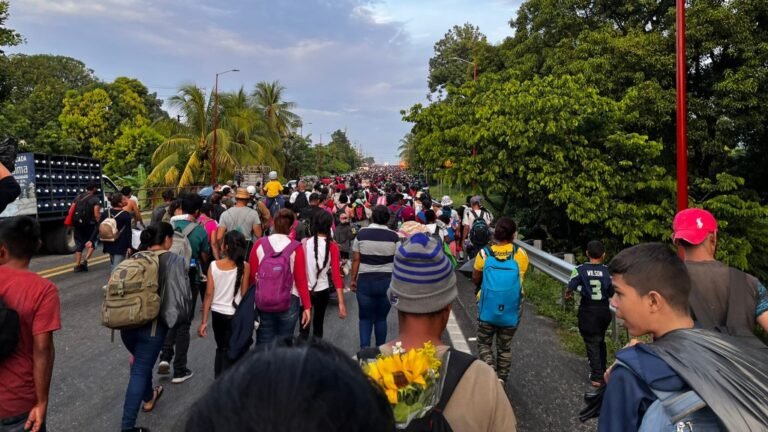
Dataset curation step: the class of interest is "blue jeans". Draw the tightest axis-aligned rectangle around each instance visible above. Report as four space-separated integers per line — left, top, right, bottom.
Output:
0 413 45 432
256 295 300 346
110 254 126 272
120 322 169 430
356 274 392 348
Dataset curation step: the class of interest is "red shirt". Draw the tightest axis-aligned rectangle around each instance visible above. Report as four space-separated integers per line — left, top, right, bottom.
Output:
0 267 61 417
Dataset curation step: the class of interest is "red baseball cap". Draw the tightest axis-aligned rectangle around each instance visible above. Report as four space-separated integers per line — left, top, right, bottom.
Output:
673 208 718 245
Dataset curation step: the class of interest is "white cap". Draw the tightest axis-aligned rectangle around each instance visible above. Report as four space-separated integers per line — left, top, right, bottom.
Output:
269 171 278 180
246 185 256 195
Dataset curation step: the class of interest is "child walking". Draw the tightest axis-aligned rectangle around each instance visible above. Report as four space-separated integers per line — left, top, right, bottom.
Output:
566 240 613 387
198 230 250 377
301 211 347 340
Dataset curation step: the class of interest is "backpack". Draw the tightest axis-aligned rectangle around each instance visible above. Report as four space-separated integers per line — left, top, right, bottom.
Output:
73 193 95 225
170 222 198 270
161 205 171 223
0 297 20 361
478 246 522 327
357 347 476 432
334 204 347 225
254 238 302 313
293 191 309 214
469 210 491 248
98 209 126 242
387 205 404 230
614 360 722 431
101 251 164 332
354 205 367 223
377 194 387 206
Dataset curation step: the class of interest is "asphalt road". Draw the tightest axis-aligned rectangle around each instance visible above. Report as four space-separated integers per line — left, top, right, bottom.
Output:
33 253 597 431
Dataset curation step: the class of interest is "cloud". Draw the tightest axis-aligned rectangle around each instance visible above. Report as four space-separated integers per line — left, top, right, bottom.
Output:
8 0 521 162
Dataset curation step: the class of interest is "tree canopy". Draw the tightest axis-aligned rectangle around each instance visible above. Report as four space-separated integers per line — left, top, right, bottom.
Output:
404 0 768 278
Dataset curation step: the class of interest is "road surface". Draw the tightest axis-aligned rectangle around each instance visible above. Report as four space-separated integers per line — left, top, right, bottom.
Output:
30 252 597 431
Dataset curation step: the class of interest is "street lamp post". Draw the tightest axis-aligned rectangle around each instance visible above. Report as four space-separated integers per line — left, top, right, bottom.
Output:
211 68 239 185
676 0 688 213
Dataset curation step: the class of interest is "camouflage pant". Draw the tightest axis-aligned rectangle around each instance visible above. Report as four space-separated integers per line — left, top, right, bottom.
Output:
476 322 517 381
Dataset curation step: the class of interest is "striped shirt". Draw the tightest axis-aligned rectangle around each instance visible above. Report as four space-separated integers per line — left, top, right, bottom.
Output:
352 223 400 275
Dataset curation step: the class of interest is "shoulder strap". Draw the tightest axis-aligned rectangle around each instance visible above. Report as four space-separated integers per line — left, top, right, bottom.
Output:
282 240 302 257
261 237 275 256
181 222 198 238
614 359 706 423
435 349 476 412
471 209 480 219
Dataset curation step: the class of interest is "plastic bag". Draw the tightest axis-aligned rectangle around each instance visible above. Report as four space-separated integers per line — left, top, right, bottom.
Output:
131 229 142 250
158 252 193 328
646 329 768 431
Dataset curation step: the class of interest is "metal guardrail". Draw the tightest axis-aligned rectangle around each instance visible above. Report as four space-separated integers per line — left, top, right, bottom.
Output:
513 239 622 344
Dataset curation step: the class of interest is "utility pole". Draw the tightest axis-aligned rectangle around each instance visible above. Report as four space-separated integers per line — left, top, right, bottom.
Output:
211 68 239 185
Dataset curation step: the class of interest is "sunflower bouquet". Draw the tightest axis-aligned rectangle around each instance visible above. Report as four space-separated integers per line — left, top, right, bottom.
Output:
361 341 446 428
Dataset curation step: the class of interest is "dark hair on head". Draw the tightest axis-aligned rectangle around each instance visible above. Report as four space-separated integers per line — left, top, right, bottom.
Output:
0 216 41 260
162 189 175 202
168 199 182 218
438 214 451 225
311 211 333 282
182 193 204 215
120 186 132 195
223 231 248 294
86 180 100 191
424 209 436 223
608 243 691 313
200 202 214 218
493 217 517 242
139 222 174 251
466 195 472 204
185 338 394 432
273 208 295 235
210 192 222 204
587 240 605 259
339 194 348 204
109 192 124 208
395 193 404 202
372 205 390 225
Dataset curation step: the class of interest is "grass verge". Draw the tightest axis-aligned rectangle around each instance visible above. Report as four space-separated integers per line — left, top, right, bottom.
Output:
524 271 631 364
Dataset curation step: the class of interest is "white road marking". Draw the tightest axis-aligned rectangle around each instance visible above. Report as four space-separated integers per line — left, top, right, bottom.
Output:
447 310 471 354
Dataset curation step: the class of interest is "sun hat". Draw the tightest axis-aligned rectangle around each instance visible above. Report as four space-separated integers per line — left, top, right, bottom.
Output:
673 208 718 245
441 196 453 207
235 188 251 200
389 233 457 314
470 195 483 205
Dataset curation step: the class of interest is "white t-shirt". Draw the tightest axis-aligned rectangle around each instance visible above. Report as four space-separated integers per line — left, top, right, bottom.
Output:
290 190 311 204
463 208 493 228
210 261 241 316
303 237 332 292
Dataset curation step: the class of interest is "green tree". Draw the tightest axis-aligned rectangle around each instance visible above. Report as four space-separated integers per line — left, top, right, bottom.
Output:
428 23 502 93
326 129 360 173
251 80 300 137
0 1 22 54
281 134 314 180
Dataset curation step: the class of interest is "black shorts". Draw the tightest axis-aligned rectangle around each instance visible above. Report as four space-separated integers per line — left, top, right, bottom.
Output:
74 224 94 252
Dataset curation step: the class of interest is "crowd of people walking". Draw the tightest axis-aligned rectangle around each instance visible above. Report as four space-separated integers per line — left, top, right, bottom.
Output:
1 165 768 432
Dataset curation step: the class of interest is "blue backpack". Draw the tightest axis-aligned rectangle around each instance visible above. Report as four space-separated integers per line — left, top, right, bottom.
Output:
614 360 722 431
478 246 522 327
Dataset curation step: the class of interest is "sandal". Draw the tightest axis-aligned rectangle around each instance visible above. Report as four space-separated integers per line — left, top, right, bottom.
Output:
142 385 163 412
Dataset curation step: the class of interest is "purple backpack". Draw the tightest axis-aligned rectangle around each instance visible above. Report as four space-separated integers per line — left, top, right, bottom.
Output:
255 238 302 313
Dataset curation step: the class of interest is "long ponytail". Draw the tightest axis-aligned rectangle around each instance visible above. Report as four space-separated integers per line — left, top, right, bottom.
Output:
223 230 247 296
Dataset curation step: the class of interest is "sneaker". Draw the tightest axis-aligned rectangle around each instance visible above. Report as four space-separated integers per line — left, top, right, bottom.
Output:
171 369 194 384
81 261 88 272
157 361 170 375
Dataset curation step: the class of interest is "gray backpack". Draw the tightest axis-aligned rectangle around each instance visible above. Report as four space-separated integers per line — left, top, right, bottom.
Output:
170 222 197 270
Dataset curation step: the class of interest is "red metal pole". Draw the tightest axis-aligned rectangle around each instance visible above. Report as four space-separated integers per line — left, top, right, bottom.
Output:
676 0 688 213
211 74 219 185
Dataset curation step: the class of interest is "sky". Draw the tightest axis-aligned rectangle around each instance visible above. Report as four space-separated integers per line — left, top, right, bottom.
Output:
7 0 522 163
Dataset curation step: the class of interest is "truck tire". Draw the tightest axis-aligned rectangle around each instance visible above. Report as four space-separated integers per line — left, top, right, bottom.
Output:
45 224 76 254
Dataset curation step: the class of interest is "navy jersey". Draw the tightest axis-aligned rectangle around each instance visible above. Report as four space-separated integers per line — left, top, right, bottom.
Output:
567 263 613 307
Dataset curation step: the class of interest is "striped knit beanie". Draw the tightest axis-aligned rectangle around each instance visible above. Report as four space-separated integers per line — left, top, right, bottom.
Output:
389 233 457 314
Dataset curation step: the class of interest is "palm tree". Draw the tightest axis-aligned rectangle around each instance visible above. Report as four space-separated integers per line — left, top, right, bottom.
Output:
148 85 263 188
251 80 300 137
398 132 418 168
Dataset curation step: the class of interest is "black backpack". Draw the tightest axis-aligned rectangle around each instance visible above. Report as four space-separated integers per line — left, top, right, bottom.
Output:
469 210 491 247
333 204 347 225
358 347 476 432
293 191 309 215
0 297 20 362
73 193 95 225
